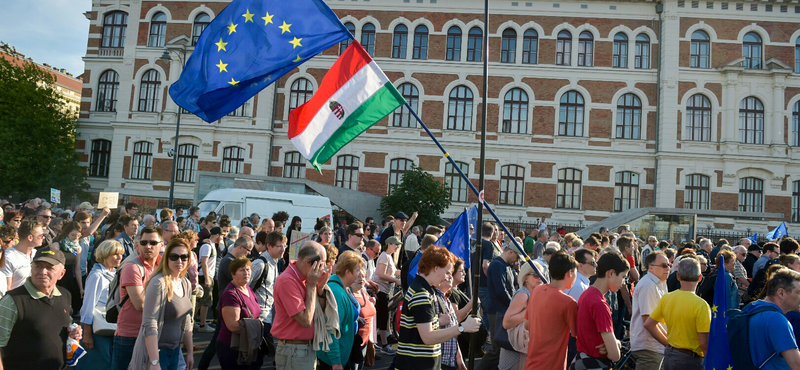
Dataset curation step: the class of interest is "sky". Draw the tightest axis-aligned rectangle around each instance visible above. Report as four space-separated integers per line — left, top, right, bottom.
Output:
0 0 93 76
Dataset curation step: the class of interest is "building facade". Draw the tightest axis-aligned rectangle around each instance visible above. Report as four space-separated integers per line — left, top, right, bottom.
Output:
76 0 800 230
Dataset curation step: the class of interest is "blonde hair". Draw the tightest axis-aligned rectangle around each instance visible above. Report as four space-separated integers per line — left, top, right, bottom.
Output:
145 237 191 302
94 240 124 265
518 260 544 287
336 250 365 276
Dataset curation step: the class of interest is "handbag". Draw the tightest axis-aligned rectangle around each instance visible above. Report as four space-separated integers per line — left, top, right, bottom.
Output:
492 313 515 351
364 341 376 367
92 304 117 336
232 287 272 364
507 320 528 354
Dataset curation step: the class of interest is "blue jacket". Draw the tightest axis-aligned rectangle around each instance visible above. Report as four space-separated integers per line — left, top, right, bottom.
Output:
486 256 516 315
316 275 356 366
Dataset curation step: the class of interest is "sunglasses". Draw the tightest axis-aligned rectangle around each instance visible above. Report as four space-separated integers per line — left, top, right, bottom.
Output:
11 219 21 222
582 260 597 266
139 240 160 246
353 233 364 238
38 215 54 219
1 239 12 244
168 253 189 262
650 263 672 269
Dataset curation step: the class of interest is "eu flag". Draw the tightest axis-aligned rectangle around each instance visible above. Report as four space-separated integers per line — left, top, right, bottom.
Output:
169 0 352 122
434 206 474 269
705 255 734 370
766 222 788 241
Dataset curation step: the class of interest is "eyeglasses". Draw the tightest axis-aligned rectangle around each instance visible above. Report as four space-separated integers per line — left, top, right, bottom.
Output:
582 260 598 267
168 253 189 262
139 240 160 246
38 215 54 219
11 218 21 222
353 233 364 238
1 239 12 244
650 263 671 269
34 233 45 239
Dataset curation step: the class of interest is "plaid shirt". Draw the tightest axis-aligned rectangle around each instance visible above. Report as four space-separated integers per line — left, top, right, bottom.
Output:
434 288 459 367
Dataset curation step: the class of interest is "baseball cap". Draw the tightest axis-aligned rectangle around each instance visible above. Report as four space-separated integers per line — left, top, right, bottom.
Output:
78 202 94 212
33 248 66 267
747 244 762 252
385 236 403 246
210 227 222 235
393 212 409 220
504 244 526 258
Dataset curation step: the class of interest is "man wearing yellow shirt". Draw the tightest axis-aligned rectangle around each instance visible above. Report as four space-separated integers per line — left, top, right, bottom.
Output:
644 257 711 370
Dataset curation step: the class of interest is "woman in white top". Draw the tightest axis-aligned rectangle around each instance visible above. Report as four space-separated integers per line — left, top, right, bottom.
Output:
374 236 402 354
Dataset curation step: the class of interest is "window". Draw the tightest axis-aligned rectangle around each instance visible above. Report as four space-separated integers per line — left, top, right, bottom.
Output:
796 39 800 73
148 12 167 48
448 85 473 131
616 93 642 139
130 141 153 180
361 23 376 56
522 29 538 64
339 22 355 54
793 181 799 223
613 33 628 68
389 158 413 195
690 30 710 68
283 151 305 179
684 174 710 209
393 83 419 128
559 90 585 136
222 146 245 174
102 11 127 48
138 69 161 112
501 29 517 63
467 27 483 62
96 70 119 112
739 177 763 213
192 13 210 46
392 25 408 59
89 139 111 178
557 168 582 209
413 25 428 60
289 78 313 110
577 31 593 66
335 155 359 190
445 161 469 202
227 100 250 117
446 26 462 61
793 101 799 146
614 171 640 212
556 30 572 66
500 165 525 206
739 97 764 144
742 32 762 69
635 34 650 69
502 88 528 134
686 94 712 141
175 144 198 183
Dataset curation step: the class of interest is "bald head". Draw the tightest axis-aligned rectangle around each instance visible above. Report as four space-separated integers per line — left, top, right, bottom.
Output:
296 241 327 276
239 226 255 238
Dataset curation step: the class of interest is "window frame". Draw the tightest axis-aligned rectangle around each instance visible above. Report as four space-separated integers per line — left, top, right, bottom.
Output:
499 165 525 206
392 24 408 59
686 94 712 141
684 174 710 210
393 83 419 128
176 144 198 183
556 30 572 66
96 70 119 112
130 141 153 180
335 155 360 190
289 78 314 111
89 139 112 178
138 69 161 112
792 180 799 223
148 12 167 48
558 90 585 137
502 88 529 134
192 13 210 46
739 96 765 144
446 26 462 61
283 151 306 179
614 171 640 212
738 177 763 213
616 93 642 140
221 146 245 174
793 101 800 147
447 85 474 131
690 30 710 68
577 31 594 67
467 27 483 62
557 168 582 209
634 34 650 69
445 161 469 203
413 25 428 60
501 28 517 63
613 33 629 68
388 158 414 195
742 32 763 69
361 23 376 57
522 29 538 64
339 22 355 55
101 11 127 48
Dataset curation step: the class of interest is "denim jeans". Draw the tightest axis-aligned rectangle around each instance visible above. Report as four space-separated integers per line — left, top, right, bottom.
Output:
76 334 114 370
111 336 137 370
159 347 181 370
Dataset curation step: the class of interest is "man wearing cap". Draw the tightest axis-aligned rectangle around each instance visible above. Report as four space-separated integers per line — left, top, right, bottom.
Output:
196 227 221 333
0 248 83 370
478 242 523 370
743 244 761 278
379 211 418 267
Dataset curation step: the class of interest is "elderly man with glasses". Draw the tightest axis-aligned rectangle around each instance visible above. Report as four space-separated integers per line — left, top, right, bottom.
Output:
630 251 670 370
732 245 751 298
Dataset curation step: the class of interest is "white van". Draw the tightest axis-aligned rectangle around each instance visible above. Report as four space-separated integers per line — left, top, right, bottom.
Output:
198 189 332 233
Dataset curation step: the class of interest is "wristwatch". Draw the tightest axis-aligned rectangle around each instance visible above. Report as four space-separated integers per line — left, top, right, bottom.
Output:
458 325 465 333
150 359 159 366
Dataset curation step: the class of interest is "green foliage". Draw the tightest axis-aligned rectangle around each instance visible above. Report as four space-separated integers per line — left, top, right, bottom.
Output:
0 58 88 202
379 164 451 227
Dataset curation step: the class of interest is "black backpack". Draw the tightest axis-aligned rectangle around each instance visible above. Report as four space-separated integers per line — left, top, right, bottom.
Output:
250 256 271 292
727 302 782 369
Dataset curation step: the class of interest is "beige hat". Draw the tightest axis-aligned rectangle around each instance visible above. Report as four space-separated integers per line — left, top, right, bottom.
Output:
78 202 94 211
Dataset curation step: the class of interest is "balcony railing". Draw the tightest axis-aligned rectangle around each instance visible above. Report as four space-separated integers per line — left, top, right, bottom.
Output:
98 48 124 58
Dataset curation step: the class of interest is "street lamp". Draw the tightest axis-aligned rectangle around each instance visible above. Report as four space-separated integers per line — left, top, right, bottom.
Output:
160 46 187 209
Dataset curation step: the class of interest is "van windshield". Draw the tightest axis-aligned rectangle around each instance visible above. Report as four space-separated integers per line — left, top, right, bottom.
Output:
198 201 219 217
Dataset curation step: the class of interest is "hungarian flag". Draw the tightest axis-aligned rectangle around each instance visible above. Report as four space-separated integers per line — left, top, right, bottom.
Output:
288 41 406 171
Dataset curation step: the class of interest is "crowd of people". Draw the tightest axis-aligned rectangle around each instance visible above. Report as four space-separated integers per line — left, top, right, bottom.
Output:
0 197 798 370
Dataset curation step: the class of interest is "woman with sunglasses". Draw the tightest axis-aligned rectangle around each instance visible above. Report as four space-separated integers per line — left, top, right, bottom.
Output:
52 221 86 318
2 211 22 231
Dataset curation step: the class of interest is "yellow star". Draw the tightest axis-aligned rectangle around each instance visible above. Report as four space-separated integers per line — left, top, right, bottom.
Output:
262 12 274 25
289 37 302 49
279 21 291 34
215 38 228 52
711 305 718 313
216 60 228 72
727 366 733 370
292 55 302 62
242 9 254 22
227 22 238 35
228 78 239 86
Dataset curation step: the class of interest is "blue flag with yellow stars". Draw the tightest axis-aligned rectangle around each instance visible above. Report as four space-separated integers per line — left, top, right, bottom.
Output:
434 206 474 269
169 0 352 122
705 255 734 370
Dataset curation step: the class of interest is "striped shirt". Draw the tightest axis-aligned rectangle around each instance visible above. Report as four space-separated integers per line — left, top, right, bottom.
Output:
394 275 442 370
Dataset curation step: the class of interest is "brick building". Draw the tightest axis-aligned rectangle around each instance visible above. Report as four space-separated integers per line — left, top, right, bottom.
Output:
76 0 800 230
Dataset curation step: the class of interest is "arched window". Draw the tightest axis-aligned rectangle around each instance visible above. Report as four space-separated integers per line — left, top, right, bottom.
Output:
339 22 355 55
616 93 642 139
793 181 799 223
445 161 469 202
613 33 628 68
138 69 161 112
690 30 710 68
743 32 763 69
283 151 305 179
96 70 119 112
222 146 245 174
684 174 710 210
502 88 528 134
578 31 593 66
501 29 517 63
557 168 582 209
796 39 800 73
559 90 584 136
102 11 127 48
389 158 414 195
335 155 359 190
89 139 112 178
522 29 538 64
392 25 408 59
739 177 763 213
556 30 572 66
192 13 210 46
500 165 525 206
413 25 428 60
448 85 473 131
467 27 483 62
635 34 650 69
739 97 764 144
148 12 167 47
793 101 799 146
393 83 419 128
176 144 198 183
686 94 712 141
361 23 376 56
289 78 313 110
446 26 462 61
130 141 153 180
614 171 639 212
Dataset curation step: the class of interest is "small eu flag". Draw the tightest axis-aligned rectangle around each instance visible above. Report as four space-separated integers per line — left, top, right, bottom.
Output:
434 206 474 269
169 0 352 122
704 255 734 370
766 222 788 241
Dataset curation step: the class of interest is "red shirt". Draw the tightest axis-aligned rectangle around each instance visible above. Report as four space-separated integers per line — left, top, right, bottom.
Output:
271 261 315 340
575 286 614 359
354 287 376 345
525 284 578 370
116 254 161 338
626 255 636 292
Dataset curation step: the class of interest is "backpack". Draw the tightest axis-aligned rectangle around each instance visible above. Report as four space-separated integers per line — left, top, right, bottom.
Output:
105 261 145 323
727 302 782 370
250 256 271 292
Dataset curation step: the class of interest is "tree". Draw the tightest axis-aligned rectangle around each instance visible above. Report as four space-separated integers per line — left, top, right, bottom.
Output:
0 58 88 202
380 165 451 227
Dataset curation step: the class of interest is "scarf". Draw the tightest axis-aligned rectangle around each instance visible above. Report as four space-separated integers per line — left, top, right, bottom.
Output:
61 238 80 255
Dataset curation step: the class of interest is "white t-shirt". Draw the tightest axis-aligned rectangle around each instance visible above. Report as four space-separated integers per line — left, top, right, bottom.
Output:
373 252 397 294
630 272 667 353
1 247 33 291
198 243 217 279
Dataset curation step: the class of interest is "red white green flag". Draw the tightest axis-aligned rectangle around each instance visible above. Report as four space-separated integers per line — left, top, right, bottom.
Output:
288 41 406 171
